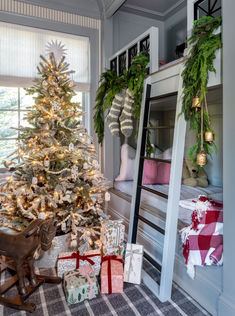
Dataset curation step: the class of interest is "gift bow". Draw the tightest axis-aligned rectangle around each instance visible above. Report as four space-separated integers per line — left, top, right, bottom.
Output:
64 266 94 300
101 255 123 294
58 251 96 269
125 246 143 280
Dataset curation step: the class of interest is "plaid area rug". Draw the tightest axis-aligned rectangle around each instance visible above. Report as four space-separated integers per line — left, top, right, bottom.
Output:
0 261 210 316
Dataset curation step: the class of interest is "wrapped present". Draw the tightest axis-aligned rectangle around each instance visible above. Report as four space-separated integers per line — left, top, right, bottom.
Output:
64 266 99 305
103 243 126 258
57 250 101 277
101 255 123 294
84 249 101 275
124 243 143 284
101 220 125 248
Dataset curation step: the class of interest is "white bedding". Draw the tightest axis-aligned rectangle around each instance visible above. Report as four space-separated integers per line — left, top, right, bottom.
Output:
159 57 185 71
113 181 223 225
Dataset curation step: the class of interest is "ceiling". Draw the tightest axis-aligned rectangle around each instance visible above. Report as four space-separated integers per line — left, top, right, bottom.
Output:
121 0 187 20
124 0 182 14
16 0 186 20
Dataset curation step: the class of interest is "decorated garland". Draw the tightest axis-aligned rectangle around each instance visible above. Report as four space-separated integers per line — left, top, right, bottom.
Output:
93 53 150 150
181 16 222 166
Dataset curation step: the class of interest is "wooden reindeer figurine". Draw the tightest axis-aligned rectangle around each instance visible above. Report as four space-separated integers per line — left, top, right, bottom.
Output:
0 218 61 312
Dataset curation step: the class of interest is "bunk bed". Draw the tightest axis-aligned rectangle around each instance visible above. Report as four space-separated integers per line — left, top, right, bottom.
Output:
106 3 223 313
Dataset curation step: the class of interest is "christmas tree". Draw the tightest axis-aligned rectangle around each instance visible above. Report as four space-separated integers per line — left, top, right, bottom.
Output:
0 41 109 249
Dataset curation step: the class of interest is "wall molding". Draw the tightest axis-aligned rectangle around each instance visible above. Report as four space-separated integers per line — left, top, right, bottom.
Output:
103 0 126 18
121 0 186 21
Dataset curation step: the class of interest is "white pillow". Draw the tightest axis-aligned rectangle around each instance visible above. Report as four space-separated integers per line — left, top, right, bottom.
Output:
152 145 163 158
115 144 136 181
162 147 172 160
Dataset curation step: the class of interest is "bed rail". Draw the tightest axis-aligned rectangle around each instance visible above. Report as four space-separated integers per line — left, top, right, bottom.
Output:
109 26 159 75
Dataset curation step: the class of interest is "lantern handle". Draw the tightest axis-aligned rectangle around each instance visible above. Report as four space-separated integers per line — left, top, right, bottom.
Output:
201 100 204 152
204 94 211 126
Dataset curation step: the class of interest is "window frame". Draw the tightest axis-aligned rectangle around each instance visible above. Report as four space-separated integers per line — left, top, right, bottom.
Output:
0 11 100 169
0 87 90 171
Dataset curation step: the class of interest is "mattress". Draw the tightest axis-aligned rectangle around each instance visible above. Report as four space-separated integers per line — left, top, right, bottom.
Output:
113 181 223 225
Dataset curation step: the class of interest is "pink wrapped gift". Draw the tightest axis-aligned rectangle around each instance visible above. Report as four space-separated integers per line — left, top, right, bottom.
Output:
101 255 123 294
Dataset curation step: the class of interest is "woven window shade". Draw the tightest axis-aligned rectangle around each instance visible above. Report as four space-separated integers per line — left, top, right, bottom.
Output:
0 22 90 91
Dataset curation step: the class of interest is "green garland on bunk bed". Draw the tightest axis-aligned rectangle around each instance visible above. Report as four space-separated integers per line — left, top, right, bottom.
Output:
181 16 222 165
93 53 154 155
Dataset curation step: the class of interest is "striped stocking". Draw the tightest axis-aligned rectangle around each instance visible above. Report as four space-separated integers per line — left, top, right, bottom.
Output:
119 89 134 137
106 92 124 136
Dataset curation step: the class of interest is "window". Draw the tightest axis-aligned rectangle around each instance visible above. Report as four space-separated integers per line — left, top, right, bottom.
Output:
194 0 222 20
0 22 91 169
0 88 88 168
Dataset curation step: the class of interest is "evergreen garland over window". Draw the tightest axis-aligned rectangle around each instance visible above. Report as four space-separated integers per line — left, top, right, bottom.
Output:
93 53 149 144
181 16 222 164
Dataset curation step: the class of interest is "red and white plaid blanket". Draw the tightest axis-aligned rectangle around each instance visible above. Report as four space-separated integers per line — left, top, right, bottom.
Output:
180 195 223 279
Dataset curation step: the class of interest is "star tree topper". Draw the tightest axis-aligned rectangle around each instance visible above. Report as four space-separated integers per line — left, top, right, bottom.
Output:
46 40 67 63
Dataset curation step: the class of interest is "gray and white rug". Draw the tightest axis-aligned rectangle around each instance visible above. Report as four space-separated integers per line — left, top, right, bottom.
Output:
0 260 210 316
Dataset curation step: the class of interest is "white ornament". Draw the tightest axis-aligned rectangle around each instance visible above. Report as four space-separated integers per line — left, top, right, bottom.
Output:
44 157 50 168
70 232 77 248
61 222 66 231
38 212 46 220
52 100 60 112
42 80 48 88
68 80 74 88
46 40 67 63
105 192 111 201
93 160 99 168
71 165 79 179
32 177 38 185
69 143 74 152
83 163 89 170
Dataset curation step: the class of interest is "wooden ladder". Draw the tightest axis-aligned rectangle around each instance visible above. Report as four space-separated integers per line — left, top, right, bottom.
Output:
128 65 186 302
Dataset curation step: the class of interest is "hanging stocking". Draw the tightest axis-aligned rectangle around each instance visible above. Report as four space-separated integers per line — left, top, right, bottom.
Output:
119 89 134 137
106 91 125 136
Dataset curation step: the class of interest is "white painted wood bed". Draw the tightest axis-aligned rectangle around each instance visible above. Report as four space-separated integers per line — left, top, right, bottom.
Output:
105 12 223 312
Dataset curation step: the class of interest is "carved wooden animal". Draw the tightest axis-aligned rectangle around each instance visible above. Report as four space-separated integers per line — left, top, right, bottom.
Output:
0 218 57 295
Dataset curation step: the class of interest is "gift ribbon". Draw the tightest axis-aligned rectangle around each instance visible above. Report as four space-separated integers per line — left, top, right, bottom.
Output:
125 245 143 282
58 251 96 269
101 255 123 294
64 266 94 300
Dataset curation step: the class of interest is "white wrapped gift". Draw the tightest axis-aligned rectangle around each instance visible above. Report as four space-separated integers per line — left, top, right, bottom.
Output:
124 243 143 284
101 219 125 248
57 250 101 277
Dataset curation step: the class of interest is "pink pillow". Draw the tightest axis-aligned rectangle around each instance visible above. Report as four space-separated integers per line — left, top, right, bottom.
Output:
142 160 171 185
142 160 158 185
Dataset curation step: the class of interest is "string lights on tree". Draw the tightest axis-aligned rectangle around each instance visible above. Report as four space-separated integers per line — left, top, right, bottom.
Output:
0 41 110 249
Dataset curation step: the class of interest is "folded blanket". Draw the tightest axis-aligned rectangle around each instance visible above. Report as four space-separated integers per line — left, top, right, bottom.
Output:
180 195 223 279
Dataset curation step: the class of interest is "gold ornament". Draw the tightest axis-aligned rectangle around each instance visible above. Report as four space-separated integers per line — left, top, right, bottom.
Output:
56 153 65 159
205 130 214 142
192 96 201 108
197 151 207 166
